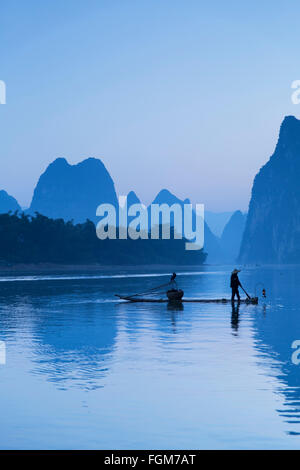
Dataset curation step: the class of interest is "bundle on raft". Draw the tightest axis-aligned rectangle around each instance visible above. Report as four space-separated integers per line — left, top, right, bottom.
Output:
166 289 184 301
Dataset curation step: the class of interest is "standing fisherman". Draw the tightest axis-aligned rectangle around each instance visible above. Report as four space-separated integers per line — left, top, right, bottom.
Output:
170 272 178 289
230 269 241 302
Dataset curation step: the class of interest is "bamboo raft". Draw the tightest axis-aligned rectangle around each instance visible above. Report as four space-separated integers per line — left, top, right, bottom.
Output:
115 295 258 304
115 277 259 305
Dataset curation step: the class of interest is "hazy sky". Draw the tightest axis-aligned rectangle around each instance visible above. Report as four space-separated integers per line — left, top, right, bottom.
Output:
1 0 300 211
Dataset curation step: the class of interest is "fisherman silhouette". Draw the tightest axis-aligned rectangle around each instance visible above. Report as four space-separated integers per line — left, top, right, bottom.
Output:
170 272 177 289
230 269 241 302
170 273 178 290
167 272 184 302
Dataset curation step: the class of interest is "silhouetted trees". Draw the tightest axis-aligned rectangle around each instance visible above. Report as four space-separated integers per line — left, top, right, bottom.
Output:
0 212 207 266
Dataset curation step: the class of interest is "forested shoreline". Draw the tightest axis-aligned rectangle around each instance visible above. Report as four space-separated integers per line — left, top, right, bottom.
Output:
0 212 207 266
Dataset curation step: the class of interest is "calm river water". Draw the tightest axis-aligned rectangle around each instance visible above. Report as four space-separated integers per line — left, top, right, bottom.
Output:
0 265 299 449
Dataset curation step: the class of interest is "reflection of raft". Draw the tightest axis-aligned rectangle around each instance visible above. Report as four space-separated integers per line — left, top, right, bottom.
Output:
115 295 258 304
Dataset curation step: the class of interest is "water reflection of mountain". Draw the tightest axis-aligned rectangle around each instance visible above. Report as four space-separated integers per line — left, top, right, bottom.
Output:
251 267 300 435
0 279 119 391
31 306 118 391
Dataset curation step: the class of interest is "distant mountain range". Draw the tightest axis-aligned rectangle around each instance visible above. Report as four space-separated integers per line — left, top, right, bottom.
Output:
205 211 234 237
4 115 300 265
0 157 247 264
146 188 223 263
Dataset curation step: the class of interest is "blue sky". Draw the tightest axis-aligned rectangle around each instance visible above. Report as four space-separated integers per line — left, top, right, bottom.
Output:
1 0 300 211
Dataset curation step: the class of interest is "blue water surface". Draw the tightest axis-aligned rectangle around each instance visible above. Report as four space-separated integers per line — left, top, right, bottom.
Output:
0 265 299 449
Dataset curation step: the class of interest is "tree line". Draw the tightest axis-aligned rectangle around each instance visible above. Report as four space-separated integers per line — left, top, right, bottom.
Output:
0 212 207 265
